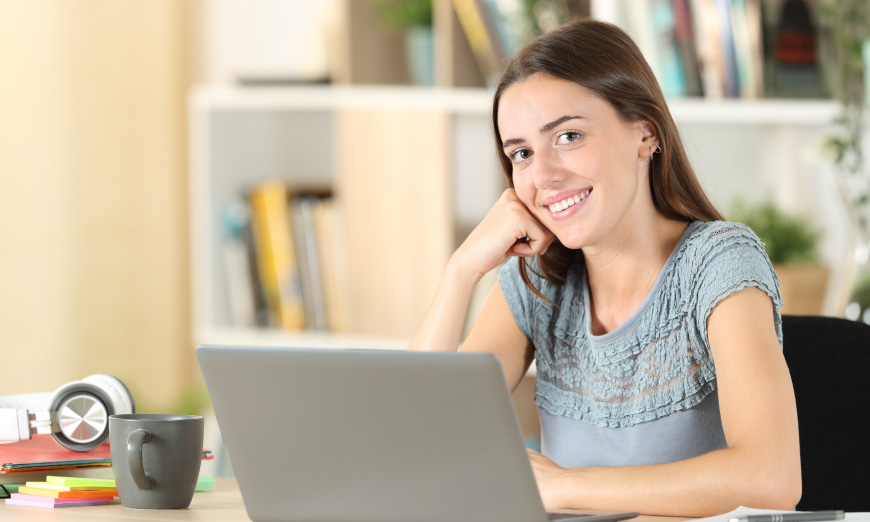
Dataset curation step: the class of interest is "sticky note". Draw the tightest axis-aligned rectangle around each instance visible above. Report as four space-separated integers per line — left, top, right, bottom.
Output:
11 493 114 504
46 476 116 487
24 482 117 492
5 498 112 508
18 486 117 498
196 476 216 492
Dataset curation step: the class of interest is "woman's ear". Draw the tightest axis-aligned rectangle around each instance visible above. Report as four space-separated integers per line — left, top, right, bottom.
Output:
639 121 659 159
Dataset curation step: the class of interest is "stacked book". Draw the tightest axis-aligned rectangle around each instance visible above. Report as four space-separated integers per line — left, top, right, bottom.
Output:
5 476 117 508
222 182 346 332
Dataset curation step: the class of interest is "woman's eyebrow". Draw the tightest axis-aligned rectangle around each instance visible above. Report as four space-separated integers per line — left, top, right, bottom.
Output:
502 114 586 150
540 115 584 133
502 137 525 150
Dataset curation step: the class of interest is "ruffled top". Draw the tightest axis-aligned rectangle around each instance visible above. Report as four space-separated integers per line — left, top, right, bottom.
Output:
498 220 783 428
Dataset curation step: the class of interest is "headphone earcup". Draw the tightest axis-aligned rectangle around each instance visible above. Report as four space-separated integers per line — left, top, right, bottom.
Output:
81 374 135 416
47 375 134 452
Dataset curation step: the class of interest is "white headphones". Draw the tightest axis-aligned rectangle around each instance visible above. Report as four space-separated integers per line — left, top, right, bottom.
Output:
0 374 135 452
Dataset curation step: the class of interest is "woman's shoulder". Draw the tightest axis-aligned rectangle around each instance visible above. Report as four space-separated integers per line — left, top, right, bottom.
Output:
676 220 779 302
680 220 768 266
685 220 762 247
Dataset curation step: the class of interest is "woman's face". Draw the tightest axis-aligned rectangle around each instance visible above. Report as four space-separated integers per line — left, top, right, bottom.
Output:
497 73 654 250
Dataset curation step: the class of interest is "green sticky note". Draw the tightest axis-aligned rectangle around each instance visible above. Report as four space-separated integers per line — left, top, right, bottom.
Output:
196 476 216 492
46 476 116 487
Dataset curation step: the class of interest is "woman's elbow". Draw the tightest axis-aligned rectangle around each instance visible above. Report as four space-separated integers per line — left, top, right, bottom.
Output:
761 481 802 511
749 462 802 510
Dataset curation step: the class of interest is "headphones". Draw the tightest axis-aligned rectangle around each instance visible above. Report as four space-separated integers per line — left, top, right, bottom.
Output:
0 374 135 452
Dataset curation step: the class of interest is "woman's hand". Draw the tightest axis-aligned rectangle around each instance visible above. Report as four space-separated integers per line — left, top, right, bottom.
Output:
451 189 554 284
527 448 571 510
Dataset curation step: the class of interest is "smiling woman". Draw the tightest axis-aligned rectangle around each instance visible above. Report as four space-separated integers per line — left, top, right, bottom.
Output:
409 18 801 517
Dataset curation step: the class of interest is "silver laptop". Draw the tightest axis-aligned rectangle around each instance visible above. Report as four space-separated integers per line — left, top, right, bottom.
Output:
196 346 639 522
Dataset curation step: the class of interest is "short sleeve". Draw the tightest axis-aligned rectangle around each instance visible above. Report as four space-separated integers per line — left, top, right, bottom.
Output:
693 223 783 351
497 257 535 340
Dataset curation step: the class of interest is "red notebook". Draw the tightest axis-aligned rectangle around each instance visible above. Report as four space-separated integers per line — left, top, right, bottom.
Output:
0 435 111 474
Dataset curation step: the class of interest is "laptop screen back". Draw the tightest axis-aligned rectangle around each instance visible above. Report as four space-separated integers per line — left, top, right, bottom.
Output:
197 346 548 522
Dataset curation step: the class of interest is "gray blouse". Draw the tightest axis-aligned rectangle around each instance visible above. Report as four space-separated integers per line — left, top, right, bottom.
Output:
498 221 782 468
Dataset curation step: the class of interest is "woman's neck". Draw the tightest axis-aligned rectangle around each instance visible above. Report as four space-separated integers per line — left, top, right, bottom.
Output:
584 216 689 335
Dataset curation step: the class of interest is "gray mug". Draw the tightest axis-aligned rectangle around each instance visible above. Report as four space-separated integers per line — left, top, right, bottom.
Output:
109 414 204 509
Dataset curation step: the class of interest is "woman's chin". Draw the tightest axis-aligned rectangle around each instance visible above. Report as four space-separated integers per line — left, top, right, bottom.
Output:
552 234 588 251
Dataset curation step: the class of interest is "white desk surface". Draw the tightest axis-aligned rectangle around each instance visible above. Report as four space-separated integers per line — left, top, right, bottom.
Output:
0 477 687 521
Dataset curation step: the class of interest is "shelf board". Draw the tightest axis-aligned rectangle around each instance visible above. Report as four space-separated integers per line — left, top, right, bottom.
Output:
667 97 840 126
191 84 494 114
192 84 841 126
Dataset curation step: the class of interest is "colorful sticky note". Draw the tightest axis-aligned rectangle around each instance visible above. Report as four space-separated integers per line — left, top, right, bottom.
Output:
5 498 112 508
196 476 216 491
24 481 116 492
46 476 116 487
11 493 114 504
18 486 118 498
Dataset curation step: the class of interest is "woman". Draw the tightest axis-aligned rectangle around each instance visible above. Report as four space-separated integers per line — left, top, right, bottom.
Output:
409 18 801 517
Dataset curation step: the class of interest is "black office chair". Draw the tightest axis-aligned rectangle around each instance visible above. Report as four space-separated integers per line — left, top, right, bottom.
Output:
780 314 870 511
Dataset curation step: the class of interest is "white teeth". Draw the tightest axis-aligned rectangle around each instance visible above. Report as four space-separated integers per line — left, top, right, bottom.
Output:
549 191 590 213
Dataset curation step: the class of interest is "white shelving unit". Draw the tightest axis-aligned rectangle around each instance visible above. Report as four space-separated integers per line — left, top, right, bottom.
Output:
190 84 848 349
188 85 501 348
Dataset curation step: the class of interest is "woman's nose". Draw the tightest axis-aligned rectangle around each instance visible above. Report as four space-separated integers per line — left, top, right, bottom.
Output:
532 150 564 189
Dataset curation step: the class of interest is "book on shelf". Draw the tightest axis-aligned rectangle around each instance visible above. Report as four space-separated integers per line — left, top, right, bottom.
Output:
222 181 345 333
715 0 741 97
290 195 328 331
589 0 828 100
248 181 306 331
763 0 827 98
452 0 534 87
671 0 704 97
450 0 831 100
220 199 261 328
731 0 764 98
312 197 346 333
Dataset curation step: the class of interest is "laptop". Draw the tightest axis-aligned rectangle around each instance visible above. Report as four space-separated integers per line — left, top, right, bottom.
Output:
196 345 639 522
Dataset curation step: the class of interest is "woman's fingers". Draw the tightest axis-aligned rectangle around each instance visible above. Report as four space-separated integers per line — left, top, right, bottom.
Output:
507 231 554 257
453 189 555 277
503 196 554 257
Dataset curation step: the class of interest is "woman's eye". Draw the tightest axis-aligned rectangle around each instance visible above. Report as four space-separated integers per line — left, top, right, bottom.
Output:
557 131 581 145
510 149 531 163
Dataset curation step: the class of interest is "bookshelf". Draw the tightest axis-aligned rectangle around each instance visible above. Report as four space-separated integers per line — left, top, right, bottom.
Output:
189 85 501 348
190 83 849 349
190 0 865 349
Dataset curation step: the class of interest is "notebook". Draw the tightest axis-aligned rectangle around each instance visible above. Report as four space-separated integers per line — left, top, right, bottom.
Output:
196 345 639 522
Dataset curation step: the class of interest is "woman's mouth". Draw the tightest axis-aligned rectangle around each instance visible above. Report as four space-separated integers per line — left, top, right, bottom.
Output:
546 189 591 217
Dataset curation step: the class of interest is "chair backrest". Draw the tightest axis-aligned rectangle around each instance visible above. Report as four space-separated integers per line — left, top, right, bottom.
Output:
780 314 870 511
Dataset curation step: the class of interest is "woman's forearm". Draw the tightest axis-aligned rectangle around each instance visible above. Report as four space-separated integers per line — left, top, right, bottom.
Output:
408 257 482 352
541 445 801 517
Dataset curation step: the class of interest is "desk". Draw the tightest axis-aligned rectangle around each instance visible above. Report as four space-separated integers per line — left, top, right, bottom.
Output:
0 477 687 521
0 478 248 521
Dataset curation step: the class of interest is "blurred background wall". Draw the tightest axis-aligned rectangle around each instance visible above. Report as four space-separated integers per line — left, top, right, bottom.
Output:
0 1 192 411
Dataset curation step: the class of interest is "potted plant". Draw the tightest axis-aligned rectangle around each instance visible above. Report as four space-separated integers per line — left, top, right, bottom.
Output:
817 0 870 314
730 200 830 315
375 0 434 86
847 272 870 323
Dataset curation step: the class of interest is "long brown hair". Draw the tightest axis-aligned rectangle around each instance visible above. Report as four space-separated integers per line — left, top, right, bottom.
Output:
492 18 723 295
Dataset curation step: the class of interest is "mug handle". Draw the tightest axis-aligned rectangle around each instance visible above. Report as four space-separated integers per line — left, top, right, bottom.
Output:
127 429 155 490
